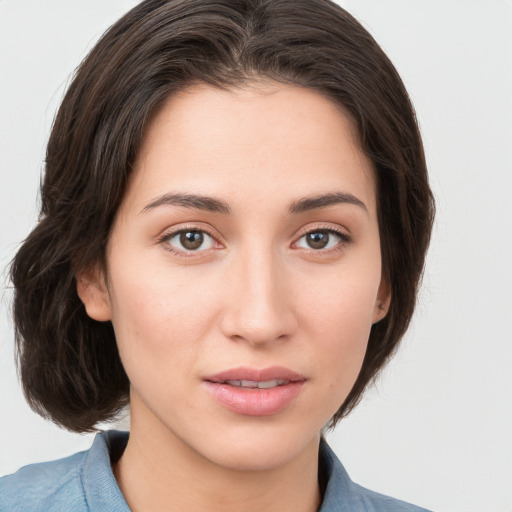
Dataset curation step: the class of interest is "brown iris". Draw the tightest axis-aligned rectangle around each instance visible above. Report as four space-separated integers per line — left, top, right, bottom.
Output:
180 231 204 250
306 231 330 249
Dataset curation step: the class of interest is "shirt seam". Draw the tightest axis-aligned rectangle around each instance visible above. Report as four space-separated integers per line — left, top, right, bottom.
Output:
78 454 91 512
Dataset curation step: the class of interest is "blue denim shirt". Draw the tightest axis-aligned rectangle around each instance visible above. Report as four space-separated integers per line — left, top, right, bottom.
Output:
0 431 431 511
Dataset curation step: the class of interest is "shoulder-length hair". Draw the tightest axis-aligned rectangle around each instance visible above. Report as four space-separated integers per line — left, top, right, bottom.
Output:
11 0 434 432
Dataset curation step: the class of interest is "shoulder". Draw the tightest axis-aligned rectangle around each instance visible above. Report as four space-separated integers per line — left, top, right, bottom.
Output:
319 439 432 512
0 430 130 512
0 450 88 512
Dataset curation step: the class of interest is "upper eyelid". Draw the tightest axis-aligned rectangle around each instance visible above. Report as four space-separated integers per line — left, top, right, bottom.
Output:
159 224 220 241
164 228 216 241
294 223 351 239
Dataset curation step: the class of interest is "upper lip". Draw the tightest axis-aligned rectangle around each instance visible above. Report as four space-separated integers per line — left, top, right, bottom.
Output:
204 366 306 384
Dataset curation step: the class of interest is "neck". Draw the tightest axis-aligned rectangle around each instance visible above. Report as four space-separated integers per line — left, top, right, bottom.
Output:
114 410 322 512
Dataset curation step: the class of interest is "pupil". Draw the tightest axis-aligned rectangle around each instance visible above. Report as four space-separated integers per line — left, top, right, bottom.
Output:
180 231 203 250
307 231 329 249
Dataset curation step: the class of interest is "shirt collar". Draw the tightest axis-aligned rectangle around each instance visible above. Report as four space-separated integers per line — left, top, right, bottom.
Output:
81 430 131 512
318 437 366 511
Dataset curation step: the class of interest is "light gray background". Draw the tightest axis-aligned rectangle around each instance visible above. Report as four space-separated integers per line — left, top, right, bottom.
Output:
1 1 511 511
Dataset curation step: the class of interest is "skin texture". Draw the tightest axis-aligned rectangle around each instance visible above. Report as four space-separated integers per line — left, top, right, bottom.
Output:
77 82 389 512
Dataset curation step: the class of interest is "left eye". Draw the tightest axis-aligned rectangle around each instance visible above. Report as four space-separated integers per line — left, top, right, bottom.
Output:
164 230 216 252
295 230 344 250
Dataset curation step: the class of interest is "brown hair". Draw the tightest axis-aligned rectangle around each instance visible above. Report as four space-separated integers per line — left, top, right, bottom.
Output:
10 0 434 432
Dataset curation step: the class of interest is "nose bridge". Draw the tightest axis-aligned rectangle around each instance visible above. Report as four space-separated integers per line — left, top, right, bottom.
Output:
221 239 296 346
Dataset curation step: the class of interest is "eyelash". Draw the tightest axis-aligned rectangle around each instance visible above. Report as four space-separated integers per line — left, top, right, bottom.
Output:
157 225 220 257
293 226 351 254
157 225 351 257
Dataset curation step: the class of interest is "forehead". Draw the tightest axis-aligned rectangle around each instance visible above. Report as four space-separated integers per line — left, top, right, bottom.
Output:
123 82 376 216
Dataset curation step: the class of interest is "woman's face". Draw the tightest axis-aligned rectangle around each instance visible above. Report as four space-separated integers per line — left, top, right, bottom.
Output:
80 82 387 470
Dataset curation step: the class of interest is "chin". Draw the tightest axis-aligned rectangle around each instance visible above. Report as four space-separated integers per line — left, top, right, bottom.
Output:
193 423 321 472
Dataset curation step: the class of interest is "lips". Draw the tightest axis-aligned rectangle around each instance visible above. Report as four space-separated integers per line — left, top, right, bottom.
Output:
203 366 306 416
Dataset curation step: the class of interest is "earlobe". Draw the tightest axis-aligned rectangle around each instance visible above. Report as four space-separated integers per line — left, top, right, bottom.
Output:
76 266 112 322
372 278 391 324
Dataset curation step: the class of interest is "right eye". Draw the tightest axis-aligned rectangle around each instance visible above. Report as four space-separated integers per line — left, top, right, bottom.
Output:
161 229 216 253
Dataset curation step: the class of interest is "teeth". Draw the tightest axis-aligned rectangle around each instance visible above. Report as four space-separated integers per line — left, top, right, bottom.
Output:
225 379 287 389
258 379 286 389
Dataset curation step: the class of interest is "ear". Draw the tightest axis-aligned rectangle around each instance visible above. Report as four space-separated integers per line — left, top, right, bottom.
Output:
76 266 112 322
372 277 391 324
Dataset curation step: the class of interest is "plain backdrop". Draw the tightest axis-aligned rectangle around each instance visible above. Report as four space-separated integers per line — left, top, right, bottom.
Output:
1 1 511 511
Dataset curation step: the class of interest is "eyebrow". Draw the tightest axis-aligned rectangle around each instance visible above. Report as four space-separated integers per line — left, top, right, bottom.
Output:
141 191 367 215
288 192 367 214
141 193 231 214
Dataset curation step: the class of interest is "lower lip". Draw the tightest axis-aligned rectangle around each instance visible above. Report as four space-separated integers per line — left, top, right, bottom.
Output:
203 381 304 416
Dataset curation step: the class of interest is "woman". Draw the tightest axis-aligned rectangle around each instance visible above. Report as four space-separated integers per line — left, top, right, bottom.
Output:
0 0 434 510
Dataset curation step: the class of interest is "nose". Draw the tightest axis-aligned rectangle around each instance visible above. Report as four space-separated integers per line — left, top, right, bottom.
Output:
219 246 297 347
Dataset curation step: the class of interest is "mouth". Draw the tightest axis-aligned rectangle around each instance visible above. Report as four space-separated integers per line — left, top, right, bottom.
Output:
220 379 289 389
204 365 306 384
203 366 306 416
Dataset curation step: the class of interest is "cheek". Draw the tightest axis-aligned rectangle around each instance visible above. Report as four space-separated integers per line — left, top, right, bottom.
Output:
106 263 221 371
301 264 379 340
297 264 380 393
